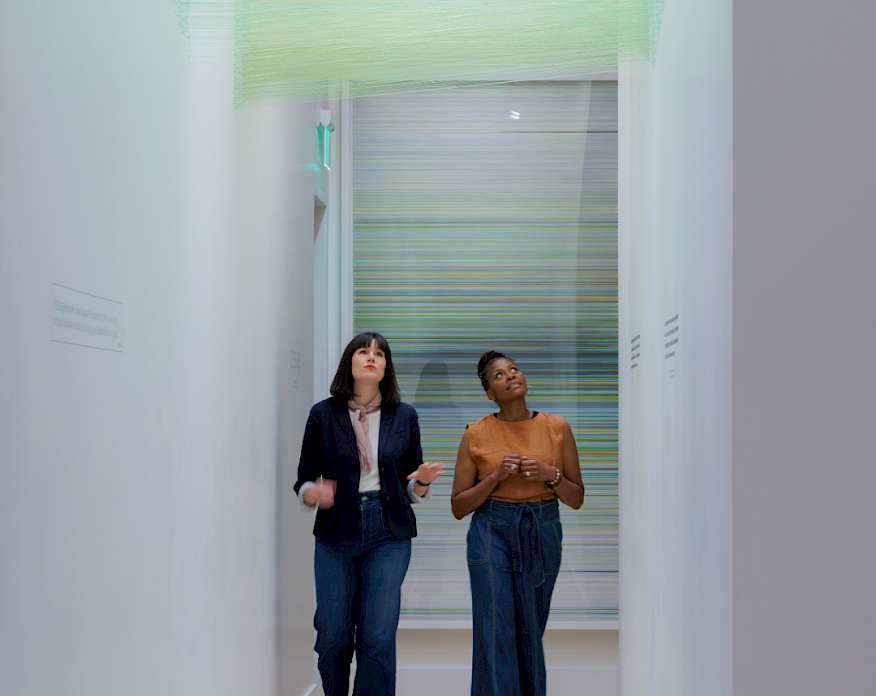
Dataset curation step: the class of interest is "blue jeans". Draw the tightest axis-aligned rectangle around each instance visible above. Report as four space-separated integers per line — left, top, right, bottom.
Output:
314 491 412 696
467 499 562 696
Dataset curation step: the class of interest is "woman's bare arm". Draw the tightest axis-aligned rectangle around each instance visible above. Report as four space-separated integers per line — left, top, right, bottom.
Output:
552 422 585 509
451 429 509 519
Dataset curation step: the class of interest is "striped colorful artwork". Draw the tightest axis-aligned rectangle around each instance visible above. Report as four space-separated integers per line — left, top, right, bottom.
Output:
354 81 618 621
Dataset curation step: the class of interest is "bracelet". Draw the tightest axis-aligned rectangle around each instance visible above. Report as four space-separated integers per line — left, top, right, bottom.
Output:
415 479 431 487
544 467 562 488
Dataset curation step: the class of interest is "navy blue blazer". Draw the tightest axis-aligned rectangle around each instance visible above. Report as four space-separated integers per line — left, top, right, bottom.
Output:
294 396 423 541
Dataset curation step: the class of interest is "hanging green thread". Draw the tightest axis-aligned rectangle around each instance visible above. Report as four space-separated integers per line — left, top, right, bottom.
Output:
178 0 662 100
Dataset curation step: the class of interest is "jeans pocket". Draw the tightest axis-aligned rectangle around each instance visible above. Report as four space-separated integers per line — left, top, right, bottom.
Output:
466 520 488 566
541 519 563 575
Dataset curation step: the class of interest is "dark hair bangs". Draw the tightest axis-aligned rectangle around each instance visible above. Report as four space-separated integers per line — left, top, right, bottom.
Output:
329 331 401 405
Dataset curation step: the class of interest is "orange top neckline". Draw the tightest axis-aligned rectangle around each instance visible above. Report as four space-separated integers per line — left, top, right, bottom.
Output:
461 411 568 503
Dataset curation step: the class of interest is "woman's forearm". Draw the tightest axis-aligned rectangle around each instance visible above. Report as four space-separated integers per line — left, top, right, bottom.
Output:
552 475 584 509
451 473 500 519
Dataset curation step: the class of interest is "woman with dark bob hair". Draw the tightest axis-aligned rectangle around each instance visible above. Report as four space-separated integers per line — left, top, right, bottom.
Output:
295 331 443 696
451 350 585 696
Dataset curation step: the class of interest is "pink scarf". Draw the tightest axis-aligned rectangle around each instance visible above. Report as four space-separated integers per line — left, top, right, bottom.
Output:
348 392 382 473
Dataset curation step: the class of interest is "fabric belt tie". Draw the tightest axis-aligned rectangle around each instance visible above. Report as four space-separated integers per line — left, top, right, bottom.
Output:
510 504 545 588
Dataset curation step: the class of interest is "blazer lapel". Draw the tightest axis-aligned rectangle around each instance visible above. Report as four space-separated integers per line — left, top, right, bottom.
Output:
377 402 396 466
330 397 357 456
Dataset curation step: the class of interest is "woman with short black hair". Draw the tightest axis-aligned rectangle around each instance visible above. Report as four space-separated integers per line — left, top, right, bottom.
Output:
295 331 443 696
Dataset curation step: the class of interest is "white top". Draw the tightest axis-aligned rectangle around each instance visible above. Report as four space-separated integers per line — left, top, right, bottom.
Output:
354 409 381 492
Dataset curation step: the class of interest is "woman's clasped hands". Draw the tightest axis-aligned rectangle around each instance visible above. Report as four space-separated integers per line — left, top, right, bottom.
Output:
494 452 555 483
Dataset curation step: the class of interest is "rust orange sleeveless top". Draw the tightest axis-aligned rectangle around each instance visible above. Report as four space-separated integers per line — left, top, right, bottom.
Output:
461 411 569 502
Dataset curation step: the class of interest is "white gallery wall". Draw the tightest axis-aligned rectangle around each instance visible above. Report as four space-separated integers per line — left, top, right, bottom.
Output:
0 4 319 696
237 87 322 696
733 1 876 694
622 1 876 695
618 0 733 695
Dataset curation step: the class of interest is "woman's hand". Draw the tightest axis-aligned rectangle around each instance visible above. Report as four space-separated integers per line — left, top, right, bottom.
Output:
407 461 445 485
519 457 557 483
303 478 336 509
492 453 522 483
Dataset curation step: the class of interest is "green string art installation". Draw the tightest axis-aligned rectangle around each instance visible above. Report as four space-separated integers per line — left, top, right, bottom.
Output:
178 0 662 101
